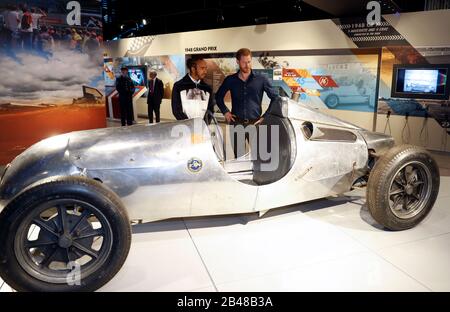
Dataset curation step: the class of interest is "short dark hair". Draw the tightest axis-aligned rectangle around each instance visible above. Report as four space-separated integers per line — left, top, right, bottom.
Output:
186 55 205 71
120 66 128 71
236 48 252 60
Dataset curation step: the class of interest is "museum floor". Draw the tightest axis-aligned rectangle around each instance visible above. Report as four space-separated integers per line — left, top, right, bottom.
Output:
1 120 449 292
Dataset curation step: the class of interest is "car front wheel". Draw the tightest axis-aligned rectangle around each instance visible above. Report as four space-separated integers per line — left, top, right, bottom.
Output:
0 176 131 292
367 145 440 230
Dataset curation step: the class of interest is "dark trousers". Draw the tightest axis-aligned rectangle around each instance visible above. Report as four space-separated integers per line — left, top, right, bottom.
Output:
147 98 161 123
2 29 12 49
119 96 134 126
230 121 257 159
20 31 33 50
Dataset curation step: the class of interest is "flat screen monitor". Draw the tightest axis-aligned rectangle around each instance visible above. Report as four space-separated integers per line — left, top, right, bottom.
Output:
128 67 146 87
391 64 450 100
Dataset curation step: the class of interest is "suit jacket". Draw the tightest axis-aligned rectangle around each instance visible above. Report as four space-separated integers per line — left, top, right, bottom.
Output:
115 75 134 102
147 78 164 104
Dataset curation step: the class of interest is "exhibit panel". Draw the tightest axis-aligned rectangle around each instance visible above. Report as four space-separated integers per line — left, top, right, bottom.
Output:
104 54 185 121
0 0 106 165
104 9 450 152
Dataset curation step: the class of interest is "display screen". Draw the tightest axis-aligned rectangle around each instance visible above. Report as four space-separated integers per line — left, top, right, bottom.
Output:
128 67 146 86
392 65 449 99
403 69 439 94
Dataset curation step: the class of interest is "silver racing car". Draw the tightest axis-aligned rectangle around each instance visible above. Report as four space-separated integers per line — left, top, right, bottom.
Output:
0 98 440 291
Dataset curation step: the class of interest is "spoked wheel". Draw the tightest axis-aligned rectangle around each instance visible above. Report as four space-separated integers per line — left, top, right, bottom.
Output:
388 162 432 220
15 199 113 285
367 145 440 230
0 177 131 292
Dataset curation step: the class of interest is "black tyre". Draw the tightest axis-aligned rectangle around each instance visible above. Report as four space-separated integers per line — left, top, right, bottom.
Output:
325 95 339 108
0 176 131 292
367 144 440 230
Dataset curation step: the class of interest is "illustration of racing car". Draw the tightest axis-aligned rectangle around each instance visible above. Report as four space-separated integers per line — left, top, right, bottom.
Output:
0 97 440 291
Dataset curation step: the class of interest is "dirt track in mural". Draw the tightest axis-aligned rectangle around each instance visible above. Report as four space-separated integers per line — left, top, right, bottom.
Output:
0 104 106 164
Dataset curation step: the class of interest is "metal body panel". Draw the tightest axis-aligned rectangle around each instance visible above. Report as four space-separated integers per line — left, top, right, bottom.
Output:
359 130 395 155
69 121 191 170
254 118 369 210
0 134 81 200
287 98 362 130
0 98 394 222
77 119 258 221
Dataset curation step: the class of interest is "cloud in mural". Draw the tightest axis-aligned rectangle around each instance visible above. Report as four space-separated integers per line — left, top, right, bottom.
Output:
0 49 103 105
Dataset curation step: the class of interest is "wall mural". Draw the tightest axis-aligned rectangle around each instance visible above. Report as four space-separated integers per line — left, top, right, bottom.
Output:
0 0 105 165
102 41 381 114
200 50 379 114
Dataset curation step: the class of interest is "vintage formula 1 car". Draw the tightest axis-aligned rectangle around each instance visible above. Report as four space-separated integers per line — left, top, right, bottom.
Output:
0 97 440 292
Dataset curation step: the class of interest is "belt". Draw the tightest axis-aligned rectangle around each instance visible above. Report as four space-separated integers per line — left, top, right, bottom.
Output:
233 117 259 124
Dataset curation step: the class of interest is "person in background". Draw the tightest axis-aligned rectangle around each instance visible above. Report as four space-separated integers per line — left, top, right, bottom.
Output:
147 71 164 123
36 25 54 54
4 5 20 49
70 28 82 51
171 56 213 120
61 28 72 48
83 31 100 53
116 67 135 126
30 7 46 48
50 27 61 42
96 33 103 44
19 4 33 50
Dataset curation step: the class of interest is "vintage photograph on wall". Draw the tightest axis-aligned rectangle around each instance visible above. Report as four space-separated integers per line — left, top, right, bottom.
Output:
0 0 105 164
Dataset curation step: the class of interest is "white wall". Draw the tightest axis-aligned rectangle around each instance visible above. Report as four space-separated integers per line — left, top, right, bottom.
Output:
105 10 450 153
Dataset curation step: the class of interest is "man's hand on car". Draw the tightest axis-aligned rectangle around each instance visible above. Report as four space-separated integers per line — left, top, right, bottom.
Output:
224 112 236 123
254 117 264 126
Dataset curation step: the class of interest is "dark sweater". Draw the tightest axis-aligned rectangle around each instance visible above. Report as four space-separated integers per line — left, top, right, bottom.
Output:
215 70 279 120
171 74 214 120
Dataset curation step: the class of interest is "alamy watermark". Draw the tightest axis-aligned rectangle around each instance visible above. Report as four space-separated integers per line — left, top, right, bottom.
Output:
171 118 281 172
367 1 382 26
66 261 81 286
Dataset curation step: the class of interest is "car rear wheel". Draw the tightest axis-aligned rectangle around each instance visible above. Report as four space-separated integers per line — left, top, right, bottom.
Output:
367 145 440 230
325 95 339 108
0 176 131 292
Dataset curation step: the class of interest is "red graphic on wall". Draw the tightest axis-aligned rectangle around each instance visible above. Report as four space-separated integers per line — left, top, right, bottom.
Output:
283 68 300 77
282 68 311 78
312 75 338 88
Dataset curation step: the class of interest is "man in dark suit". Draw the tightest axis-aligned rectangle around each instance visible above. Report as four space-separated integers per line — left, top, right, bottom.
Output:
115 67 135 126
147 71 164 123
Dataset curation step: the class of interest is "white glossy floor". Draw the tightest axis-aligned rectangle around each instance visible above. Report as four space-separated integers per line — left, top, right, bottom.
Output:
1 152 449 292
1 177 448 292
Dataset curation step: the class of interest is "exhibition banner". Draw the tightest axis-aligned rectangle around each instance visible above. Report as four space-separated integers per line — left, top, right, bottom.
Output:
0 0 105 164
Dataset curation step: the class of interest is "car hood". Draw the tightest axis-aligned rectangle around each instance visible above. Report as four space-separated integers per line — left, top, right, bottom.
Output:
0 118 211 202
68 118 210 170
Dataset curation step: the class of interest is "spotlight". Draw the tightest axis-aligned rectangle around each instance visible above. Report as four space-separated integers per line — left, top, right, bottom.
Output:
217 10 224 23
120 24 124 30
254 16 268 25
293 0 302 13
142 19 147 26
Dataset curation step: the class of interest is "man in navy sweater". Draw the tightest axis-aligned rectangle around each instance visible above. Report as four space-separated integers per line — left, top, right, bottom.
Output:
215 48 280 157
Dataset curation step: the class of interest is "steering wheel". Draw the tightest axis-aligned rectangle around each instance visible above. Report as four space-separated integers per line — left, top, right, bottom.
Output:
205 110 225 162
